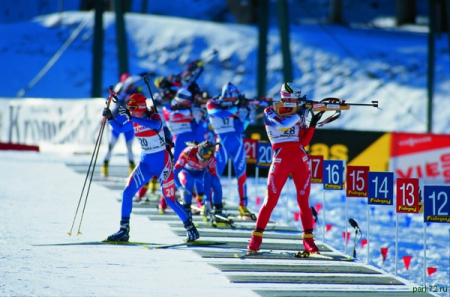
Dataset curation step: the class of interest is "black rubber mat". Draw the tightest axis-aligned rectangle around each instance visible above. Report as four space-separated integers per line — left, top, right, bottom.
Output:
194 250 347 261
226 274 404 285
192 240 332 252
209 263 380 274
167 222 300 232
170 229 301 240
253 290 435 297
148 214 257 224
192 238 332 253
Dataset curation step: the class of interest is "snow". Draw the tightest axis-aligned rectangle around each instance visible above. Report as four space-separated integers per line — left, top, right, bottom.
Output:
2 150 448 296
2 11 449 133
0 9 449 297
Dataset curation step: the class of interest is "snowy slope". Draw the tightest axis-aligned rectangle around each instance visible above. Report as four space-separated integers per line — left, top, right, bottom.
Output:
1 12 449 133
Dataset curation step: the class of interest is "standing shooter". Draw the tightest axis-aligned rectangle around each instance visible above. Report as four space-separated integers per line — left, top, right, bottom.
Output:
102 93 199 243
206 82 256 218
247 83 323 255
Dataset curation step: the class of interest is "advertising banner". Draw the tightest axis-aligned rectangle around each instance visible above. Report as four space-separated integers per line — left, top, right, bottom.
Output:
389 132 450 184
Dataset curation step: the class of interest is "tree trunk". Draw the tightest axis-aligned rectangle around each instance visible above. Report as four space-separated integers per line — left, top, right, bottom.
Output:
395 0 416 25
328 0 343 24
226 0 258 24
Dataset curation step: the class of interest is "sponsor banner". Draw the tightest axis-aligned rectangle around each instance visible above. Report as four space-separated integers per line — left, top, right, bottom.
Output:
0 98 105 146
390 132 450 184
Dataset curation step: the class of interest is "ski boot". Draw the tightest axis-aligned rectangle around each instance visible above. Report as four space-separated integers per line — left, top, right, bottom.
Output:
105 223 130 242
183 218 200 242
247 228 264 253
213 204 229 223
158 197 167 215
196 194 204 209
301 230 319 255
201 201 213 220
129 161 136 175
238 206 256 220
101 160 109 178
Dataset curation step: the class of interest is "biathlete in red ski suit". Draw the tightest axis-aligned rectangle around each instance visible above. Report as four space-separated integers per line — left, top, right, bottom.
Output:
173 141 227 221
247 83 323 254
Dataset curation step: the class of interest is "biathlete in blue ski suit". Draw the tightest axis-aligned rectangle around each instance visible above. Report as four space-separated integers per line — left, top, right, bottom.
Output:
101 73 143 177
132 76 182 202
206 82 256 217
102 93 199 242
160 87 206 212
163 87 205 161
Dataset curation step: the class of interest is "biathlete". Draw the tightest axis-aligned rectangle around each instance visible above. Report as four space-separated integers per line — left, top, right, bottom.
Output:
247 82 323 255
173 141 227 222
206 82 256 218
102 93 199 242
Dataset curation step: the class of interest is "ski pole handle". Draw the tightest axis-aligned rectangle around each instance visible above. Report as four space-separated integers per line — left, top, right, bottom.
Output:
105 85 118 109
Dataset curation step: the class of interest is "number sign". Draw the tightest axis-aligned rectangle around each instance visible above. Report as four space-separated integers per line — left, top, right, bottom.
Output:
424 185 450 223
256 141 272 168
243 138 258 164
368 172 394 205
323 160 344 190
396 178 419 213
309 155 323 184
346 166 369 197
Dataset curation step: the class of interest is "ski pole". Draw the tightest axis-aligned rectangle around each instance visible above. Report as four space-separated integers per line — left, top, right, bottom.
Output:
68 86 117 236
311 206 324 240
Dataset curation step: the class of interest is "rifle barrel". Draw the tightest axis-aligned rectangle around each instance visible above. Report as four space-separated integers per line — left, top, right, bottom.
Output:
344 101 378 107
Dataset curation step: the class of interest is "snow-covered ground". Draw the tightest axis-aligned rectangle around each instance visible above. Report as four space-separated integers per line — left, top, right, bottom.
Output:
1 150 448 297
0 10 449 297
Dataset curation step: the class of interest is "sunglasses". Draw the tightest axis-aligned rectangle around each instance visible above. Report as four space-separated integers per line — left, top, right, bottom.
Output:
128 105 146 111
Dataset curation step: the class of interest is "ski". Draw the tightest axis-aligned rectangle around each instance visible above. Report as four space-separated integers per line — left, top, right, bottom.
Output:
149 240 224 249
228 214 256 221
93 176 127 183
32 241 156 247
191 205 237 228
234 250 354 261
32 240 224 249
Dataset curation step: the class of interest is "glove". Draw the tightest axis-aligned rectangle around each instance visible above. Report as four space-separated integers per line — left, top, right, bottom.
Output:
118 105 132 120
310 111 324 128
102 108 113 121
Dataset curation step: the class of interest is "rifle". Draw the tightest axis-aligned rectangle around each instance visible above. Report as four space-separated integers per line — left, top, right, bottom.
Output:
180 49 218 84
241 96 378 111
237 94 273 108
251 97 379 126
302 97 379 111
